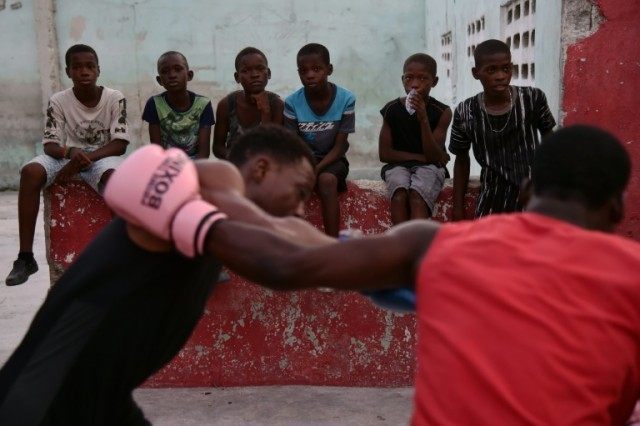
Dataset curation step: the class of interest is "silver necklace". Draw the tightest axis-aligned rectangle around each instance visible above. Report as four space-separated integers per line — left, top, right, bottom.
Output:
484 88 513 133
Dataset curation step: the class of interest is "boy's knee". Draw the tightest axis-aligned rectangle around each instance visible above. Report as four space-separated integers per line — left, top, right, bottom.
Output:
97 169 115 194
391 188 409 203
20 163 47 187
99 169 115 184
317 173 338 196
409 189 426 204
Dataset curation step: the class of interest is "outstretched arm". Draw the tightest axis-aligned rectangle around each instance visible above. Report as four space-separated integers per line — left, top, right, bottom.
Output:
205 219 440 292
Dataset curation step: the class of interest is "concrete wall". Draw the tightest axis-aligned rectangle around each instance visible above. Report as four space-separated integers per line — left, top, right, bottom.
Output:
1 0 430 188
0 1 43 189
43 179 480 387
561 0 640 240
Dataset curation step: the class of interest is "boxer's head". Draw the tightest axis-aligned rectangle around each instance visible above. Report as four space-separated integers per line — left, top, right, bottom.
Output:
521 125 631 232
228 125 315 218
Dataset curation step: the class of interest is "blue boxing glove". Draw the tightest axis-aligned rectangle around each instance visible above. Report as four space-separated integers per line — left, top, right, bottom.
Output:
362 288 416 313
338 229 416 313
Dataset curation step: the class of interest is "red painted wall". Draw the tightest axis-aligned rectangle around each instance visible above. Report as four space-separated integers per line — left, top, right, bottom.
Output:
44 180 479 387
562 0 640 240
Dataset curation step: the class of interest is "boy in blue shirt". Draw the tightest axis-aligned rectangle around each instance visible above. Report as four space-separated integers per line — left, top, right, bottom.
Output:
284 43 356 237
143 51 214 159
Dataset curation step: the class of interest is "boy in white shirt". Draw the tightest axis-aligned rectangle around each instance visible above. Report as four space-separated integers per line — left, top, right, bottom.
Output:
5 44 130 286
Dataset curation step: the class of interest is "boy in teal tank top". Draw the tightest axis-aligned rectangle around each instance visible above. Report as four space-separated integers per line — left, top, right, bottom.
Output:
143 51 214 159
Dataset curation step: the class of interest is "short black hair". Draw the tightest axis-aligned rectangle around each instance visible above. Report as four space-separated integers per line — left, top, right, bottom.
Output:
532 125 631 209
297 43 330 65
228 124 315 169
474 39 511 67
157 51 189 71
235 47 268 71
403 53 437 77
65 44 99 68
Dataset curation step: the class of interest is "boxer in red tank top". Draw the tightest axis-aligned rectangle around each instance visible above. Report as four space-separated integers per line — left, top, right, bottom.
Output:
191 125 639 425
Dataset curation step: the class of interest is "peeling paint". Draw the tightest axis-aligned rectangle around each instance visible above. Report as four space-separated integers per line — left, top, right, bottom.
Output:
404 326 412 342
64 252 75 264
380 311 394 352
250 302 266 321
282 301 301 347
194 345 209 358
213 332 231 350
304 326 323 355
46 180 471 386
278 357 289 370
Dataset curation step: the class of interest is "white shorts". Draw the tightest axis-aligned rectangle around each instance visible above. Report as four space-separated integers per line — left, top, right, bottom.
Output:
23 154 123 193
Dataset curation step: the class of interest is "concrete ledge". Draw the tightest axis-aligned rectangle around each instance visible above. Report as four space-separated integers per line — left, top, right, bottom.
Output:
44 178 479 387
43 181 113 284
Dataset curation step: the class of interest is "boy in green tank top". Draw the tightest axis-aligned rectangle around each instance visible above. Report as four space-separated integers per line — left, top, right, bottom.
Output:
143 51 214 159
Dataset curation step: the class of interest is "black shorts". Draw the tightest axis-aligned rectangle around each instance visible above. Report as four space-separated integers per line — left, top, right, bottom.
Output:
317 157 349 192
0 219 221 425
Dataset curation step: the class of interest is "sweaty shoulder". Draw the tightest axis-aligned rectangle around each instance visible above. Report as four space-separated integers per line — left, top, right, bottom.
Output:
194 159 245 198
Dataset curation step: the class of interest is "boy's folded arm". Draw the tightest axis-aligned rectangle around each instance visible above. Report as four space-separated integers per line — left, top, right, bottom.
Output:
148 123 162 145
315 133 348 172
43 142 66 159
196 127 212 159
212 98 230 159
269 98 285 125
87 139 128 161
420 108 452 165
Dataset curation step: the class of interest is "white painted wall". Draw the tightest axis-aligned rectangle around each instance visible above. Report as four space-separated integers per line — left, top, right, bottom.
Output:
52 0 426 178
0 1 43 188
1 0 562 187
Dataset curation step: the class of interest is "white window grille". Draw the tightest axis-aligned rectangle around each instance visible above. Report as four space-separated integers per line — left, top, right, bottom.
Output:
501 0 535 86
440 31 453 80
466 15 486 64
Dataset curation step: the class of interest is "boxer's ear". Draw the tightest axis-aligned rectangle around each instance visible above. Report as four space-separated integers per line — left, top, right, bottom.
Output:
248 156 270 184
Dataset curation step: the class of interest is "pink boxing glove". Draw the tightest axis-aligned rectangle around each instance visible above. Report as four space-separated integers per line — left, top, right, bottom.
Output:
171 200 228 257
104 145 227 257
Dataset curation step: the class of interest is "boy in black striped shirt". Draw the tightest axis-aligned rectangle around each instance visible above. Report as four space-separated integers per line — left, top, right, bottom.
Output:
449 39 556 219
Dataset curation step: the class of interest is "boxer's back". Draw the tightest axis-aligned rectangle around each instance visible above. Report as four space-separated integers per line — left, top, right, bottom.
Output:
413 213 640 425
